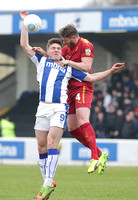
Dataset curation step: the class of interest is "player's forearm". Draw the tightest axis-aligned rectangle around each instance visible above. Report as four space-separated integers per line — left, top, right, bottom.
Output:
67 60 90 72
20 23 34 58
85 69 112 82
20 24 30 49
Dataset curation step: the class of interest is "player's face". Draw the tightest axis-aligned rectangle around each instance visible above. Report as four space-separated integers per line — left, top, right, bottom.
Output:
62 36 76 48
47 43 62 61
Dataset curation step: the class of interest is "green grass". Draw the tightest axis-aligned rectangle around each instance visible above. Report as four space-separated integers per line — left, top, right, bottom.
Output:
0 165 138 200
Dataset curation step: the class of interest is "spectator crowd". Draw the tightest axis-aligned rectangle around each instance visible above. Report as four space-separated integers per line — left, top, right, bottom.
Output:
90 63 138 139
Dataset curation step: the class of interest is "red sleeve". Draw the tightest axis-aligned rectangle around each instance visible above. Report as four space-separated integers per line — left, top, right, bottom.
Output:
81 41 94 59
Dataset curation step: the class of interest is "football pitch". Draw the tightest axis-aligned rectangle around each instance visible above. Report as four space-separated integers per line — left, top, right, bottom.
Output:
0 165 138 200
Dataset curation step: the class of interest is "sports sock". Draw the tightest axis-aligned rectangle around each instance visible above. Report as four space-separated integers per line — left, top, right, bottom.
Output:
44 149 59 187
80 122 100 160
70 123 101 160
97 147 102 157
69 127 89 147
39 153 48 180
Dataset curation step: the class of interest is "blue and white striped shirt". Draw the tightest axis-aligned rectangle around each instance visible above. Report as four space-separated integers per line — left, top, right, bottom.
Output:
31 53 87 104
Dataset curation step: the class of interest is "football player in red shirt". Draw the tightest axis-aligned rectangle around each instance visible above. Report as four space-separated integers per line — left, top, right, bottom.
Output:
59 24 108 174
32 24 109 175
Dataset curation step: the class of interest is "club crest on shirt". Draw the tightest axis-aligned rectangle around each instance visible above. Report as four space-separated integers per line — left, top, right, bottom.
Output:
85 48 91 56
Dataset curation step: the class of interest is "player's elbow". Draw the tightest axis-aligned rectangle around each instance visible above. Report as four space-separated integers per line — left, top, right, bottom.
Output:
20 43 29 52
87 65 91 72
83 65 90 72
82 58 92 72
89 75 97 83
84 62 91 72
20 42 25 50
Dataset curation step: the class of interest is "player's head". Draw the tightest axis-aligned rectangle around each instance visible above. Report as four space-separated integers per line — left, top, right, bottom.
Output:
46 38 63 61
59 24 79 48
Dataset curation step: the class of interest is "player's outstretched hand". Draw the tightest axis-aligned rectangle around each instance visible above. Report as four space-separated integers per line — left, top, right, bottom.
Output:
60 60 69 67
111 62 125 74
20 10 29 20
32 47 47 57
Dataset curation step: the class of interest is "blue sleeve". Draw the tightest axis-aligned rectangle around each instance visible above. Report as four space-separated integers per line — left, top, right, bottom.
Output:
35 53 43 62
72 68 87 81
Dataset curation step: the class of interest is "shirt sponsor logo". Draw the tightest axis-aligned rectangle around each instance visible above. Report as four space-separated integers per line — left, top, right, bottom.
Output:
46 61 66 73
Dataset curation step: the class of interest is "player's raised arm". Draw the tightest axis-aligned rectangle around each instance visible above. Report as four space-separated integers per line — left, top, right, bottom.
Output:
84 63 125 82
60 57 93 72
20 11 35 58
32 47 48 57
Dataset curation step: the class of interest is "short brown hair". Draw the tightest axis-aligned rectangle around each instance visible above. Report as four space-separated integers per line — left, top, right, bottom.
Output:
59 24 79 38
46 38 62 50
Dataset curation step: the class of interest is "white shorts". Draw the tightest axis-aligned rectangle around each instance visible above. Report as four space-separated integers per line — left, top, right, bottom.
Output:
34 102 69 131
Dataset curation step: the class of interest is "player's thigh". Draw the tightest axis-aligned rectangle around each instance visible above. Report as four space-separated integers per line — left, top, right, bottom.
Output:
47 126 64 149
68 98 76 115
67 114 79 131
76 107 91 125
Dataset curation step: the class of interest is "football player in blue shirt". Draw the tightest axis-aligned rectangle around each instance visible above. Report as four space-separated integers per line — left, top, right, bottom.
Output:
20 10 125 200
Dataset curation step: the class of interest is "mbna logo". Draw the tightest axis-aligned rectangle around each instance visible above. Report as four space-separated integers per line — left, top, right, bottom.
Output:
0 144 17 157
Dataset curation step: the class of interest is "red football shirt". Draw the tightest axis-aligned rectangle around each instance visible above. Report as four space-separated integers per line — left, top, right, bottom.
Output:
62 37 94 90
